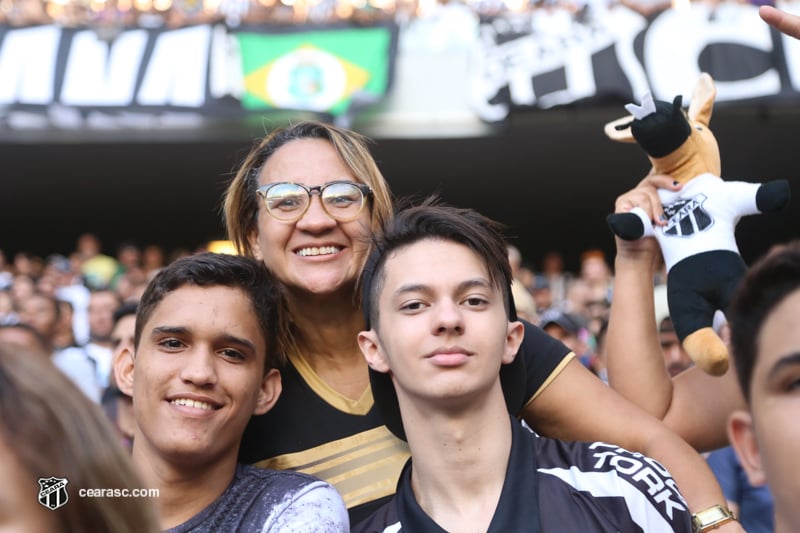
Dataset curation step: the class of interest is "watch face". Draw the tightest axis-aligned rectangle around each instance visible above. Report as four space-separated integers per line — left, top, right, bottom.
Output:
692 506 735 531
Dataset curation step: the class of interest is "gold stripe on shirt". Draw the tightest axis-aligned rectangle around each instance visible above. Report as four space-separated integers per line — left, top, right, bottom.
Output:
253 426 410 509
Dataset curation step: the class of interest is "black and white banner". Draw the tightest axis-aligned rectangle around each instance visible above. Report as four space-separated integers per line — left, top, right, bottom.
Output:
472 1 800 121
1 2 799 133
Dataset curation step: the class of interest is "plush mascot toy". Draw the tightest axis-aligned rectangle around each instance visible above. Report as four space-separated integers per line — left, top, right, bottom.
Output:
604 72 790 376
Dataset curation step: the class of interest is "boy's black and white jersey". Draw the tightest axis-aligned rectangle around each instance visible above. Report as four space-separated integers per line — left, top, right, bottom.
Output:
353 417 693 533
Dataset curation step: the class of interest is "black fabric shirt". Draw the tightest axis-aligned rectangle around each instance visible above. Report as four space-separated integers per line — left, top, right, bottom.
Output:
353 418 693 533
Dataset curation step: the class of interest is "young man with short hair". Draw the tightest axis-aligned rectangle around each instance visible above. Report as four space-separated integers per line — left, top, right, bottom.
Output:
115 252 348 531
727 241 800 533
354 201 698 532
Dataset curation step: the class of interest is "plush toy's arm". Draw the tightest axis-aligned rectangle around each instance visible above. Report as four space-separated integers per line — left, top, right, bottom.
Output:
756 179 791 213
607 207 656 241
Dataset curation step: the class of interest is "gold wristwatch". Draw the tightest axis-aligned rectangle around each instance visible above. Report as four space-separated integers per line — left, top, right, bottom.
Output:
691 505 737 532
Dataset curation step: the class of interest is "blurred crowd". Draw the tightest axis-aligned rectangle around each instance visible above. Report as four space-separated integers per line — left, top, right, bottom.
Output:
0 0 770 34
0 230 702 431
0 234 201 448
505 243 692 384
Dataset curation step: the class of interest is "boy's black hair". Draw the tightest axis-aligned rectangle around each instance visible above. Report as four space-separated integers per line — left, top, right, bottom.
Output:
135 252 284 371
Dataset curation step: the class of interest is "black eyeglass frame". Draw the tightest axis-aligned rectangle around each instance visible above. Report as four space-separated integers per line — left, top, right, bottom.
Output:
255 180 374 222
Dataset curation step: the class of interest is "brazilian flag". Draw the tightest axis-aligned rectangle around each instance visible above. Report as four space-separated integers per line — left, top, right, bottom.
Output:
235 25 396 117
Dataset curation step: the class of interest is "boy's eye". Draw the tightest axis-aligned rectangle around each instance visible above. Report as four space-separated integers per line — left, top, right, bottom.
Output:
158 338 184 349
784 373 800 392
220 348 246 361
400 301 425 312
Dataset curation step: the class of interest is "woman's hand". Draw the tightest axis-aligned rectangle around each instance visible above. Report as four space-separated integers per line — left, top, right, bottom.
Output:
611 173 680 270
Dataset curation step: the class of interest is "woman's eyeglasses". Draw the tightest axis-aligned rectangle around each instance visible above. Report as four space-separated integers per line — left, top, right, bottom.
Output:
256 181 372 222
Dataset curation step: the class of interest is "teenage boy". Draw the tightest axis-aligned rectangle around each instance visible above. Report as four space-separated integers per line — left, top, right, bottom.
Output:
353 202 708 532
726 241 800 533
115 252 348 531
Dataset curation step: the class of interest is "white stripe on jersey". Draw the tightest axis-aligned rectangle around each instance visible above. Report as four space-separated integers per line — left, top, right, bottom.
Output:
538 467 675 533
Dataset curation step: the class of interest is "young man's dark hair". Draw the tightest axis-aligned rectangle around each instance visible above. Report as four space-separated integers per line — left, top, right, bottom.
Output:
361 197 515 332
727 241 800 402
135 251 284 371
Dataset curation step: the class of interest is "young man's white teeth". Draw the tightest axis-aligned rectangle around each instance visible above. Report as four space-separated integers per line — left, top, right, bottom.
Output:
171 398 214 410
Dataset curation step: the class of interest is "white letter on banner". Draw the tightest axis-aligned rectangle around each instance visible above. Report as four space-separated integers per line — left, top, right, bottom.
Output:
644 3 779 102
208 24 242 99
0 26 59 104
536 42 597 109
137 25 211 107
469 26 511 122
61 29 148 105
604 6 650 99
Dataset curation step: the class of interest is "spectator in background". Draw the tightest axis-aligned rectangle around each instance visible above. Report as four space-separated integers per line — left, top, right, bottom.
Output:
142 244 167 278
53 299 79 350
9 274 36 308
46 253 92 345
17 291 100 402
578 248 613 306
76 233 121 290
507 244 538 322
539 308 595 370
659 316 694 377
531 275 554 315
539 250 570 305
85 288 122 390
114 271 149 303
102 301 139 452
0 249 12 289
0 342 160 533
11 251 38 279
0 289 17 325
112 241 146 290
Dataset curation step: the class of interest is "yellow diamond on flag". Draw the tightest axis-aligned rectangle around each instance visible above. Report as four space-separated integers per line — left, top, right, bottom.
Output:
244 45 370 112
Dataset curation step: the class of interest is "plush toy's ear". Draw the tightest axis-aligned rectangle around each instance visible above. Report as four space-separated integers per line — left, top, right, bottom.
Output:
687 72 716 127
604 115 636 143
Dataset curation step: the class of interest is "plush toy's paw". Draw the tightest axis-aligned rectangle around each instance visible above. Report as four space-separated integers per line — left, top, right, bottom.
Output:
756 179 791 213
607 212 645 241
683 327 729 376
